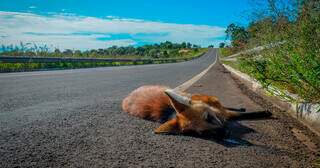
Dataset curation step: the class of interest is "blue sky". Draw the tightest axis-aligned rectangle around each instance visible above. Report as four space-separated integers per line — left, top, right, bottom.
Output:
0 0 252 50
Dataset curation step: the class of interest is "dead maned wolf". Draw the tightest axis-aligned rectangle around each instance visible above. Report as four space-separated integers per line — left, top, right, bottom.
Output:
122 85 271 138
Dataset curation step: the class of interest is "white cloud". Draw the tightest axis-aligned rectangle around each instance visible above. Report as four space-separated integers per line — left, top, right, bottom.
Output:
0 11 226 50
106 15 120 19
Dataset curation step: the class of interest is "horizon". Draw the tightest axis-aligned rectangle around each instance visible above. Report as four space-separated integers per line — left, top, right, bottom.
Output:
0 0 252 50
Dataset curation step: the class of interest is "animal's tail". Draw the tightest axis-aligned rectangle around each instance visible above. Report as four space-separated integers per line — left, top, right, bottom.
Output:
224 107 246 112
226 110 272 120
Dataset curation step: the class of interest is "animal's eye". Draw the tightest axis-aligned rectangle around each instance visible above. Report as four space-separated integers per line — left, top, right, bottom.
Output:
202 111 215 123
202 110 224 126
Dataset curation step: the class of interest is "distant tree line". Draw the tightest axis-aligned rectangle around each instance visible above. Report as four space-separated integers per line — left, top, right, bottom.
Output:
0 41 202 59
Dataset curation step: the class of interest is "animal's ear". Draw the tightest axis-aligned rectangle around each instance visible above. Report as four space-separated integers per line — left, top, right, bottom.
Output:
164 89 190 113
154 118 179 134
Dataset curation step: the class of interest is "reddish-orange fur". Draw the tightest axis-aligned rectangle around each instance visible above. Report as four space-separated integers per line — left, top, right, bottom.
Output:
122 85 271 135
122 85 230 121
122 85 173 122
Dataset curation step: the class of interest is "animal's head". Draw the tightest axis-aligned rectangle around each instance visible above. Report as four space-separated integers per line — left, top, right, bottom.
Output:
154 89 228 137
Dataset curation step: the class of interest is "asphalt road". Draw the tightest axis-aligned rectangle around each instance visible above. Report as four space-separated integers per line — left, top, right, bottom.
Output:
0 49 319 167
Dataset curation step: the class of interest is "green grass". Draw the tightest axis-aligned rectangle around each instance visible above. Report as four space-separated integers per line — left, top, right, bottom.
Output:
221 60 240 69
0 61 146 72
222 58 297 102
0 62 110 72
0 49 207 73
222 46 320 103
219 48 235 57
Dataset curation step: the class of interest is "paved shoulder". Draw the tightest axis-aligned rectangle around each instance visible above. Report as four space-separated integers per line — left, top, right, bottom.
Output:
186 62 320 167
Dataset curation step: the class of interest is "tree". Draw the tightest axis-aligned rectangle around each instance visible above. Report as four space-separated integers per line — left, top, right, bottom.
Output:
192 44 200 49
219 43 225 48
148 49 160 58
63 49 73 56
54 48 61 57
225 23 249 48
162 50 169 57
181 42 187 48
0 41 202 59
54 48 61 54
74 50 82 57
186 42 192 49
160 41 173 49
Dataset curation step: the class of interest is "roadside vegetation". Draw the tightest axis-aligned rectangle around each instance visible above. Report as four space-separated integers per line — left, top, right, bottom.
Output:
0 41 207 72
1 41 202 59
221 0 320 103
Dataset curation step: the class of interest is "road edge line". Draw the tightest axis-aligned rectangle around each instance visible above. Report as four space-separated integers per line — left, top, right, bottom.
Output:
174 49 218 91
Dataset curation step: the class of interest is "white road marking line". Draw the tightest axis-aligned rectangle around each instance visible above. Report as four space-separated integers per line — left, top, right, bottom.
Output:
174 49 218 91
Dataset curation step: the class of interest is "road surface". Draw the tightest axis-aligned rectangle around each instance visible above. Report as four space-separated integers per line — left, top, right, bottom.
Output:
0 49 319 167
